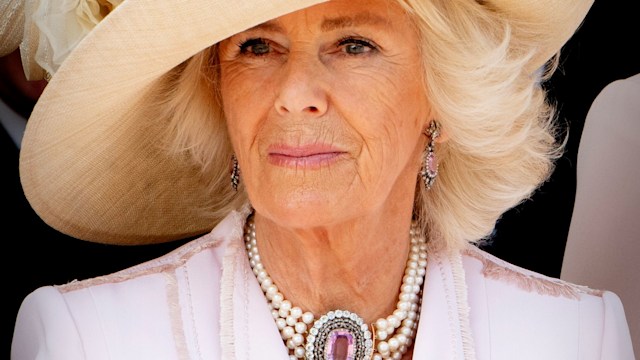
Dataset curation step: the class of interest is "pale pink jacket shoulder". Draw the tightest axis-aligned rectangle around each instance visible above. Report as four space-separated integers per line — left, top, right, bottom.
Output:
11 210 636 359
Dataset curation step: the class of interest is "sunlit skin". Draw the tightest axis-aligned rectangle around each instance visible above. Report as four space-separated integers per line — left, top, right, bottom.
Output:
220 1 433 356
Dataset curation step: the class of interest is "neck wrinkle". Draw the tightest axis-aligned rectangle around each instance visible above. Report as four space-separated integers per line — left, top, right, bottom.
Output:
252 210 413 324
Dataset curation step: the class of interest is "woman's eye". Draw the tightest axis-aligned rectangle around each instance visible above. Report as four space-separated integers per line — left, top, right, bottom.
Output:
238 38 271 56
338 37 377 55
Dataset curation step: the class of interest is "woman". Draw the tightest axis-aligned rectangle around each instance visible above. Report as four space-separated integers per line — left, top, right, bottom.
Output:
7 0 635 359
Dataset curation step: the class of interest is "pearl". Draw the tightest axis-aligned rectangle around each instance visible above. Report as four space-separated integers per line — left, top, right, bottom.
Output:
265 285 278 300
257 270 268 282
301 312 314 324
403 321 415 333
290 306 303 319
396 333 407 346
377 341 390 354
387 315 400 328
398 301 411 312
393 309 407 320
286 339 295 349
294 322 307 334
280 300 292 312
400 327 412 336
281 326 294 339
272 293 283 308
261 278 273 290
386 325 394 335
388 337 400 351
292 333 304 346
244 216 428 360
376 318 388 331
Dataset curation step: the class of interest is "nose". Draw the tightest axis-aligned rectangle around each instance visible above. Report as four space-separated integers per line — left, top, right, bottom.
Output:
274 55 328 117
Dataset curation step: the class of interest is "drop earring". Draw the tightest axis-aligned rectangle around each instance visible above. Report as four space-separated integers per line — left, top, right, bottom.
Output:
421 121 440 190
231 154 240 192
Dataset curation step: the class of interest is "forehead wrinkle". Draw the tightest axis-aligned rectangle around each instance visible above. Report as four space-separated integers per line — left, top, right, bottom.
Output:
243 11 393 36
320 12 391 32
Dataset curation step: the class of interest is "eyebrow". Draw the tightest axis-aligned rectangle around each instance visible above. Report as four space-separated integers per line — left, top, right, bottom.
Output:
320 13 390 31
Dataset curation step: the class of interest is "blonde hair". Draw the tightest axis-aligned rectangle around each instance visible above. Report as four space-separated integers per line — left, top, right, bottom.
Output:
158 45 248 226
161 0 564 250
402 0 563 249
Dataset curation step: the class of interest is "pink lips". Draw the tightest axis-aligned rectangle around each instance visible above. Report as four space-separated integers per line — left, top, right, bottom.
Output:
267 144 347 168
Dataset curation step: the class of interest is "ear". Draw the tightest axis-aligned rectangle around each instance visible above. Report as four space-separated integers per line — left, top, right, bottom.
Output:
424 119 449 143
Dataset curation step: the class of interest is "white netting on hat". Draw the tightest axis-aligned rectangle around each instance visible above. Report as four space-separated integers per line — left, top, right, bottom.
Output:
31 0 122 76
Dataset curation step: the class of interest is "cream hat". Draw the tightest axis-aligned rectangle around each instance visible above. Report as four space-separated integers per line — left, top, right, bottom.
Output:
5 0 593 244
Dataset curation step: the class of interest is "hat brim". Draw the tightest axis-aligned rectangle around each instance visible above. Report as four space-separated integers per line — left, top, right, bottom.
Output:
20 0 326 244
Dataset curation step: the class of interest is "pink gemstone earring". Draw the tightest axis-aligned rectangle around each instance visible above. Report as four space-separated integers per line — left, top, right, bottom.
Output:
421 121 439 190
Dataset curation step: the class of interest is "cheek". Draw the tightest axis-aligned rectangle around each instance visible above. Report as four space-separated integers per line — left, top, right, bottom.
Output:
221 64 256 116
357 91 426 189
338 68 426 165
220 64 273 149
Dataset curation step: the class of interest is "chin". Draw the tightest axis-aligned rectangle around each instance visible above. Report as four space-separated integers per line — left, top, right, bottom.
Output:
253 189 358 229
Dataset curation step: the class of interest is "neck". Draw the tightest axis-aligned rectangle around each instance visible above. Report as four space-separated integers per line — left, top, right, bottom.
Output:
252 208 414 324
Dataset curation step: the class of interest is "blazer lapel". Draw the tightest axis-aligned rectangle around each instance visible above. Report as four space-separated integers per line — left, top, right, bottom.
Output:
221 223 289 360
413 247 477 360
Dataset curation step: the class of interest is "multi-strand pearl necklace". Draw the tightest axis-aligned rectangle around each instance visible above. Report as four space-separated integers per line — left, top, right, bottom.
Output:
244 216 428 360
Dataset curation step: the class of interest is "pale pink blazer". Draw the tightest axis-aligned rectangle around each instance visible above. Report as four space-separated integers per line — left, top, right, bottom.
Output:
11 209 635 360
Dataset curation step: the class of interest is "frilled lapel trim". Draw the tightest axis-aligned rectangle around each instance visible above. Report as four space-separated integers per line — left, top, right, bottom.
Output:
413 245 477 360
219 206 289 360
463 245 603 299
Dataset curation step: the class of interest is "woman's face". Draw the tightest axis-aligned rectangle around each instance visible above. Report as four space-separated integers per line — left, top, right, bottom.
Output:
220 0 430 227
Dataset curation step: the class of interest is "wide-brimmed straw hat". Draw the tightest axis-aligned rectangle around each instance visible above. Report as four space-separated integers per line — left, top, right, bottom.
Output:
2 0 593 245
